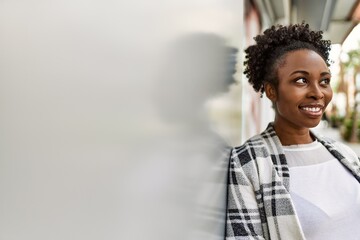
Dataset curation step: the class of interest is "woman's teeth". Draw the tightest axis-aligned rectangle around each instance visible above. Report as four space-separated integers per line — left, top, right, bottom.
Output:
301 107 321 112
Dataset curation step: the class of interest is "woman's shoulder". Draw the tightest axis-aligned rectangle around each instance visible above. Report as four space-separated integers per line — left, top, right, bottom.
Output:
232 132 266 151
230 131 272 167
331 140 359 161
232 123 278 155
315 133 359 163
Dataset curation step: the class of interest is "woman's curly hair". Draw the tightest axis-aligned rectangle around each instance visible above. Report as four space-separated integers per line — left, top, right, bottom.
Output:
244 22 332 95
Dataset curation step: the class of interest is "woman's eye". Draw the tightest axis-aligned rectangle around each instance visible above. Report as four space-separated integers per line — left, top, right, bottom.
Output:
320 78 331 85
295 78 307 84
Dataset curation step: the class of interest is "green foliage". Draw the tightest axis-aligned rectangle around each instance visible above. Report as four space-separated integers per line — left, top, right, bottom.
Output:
341 114 360 142
330 115 344 128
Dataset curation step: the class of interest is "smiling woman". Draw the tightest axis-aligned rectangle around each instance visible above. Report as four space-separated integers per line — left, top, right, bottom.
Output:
268 49 333 145
226 23 360 240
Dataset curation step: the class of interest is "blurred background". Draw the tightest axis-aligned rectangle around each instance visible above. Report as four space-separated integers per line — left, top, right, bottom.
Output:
1 0 360 239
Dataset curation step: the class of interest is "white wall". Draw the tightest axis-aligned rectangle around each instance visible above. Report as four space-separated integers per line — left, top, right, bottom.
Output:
0 1 244 239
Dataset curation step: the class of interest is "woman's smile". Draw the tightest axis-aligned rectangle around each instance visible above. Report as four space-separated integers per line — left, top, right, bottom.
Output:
299 104 324 117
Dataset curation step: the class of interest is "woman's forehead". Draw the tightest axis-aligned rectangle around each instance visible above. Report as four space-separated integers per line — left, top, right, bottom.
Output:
278 49 328 70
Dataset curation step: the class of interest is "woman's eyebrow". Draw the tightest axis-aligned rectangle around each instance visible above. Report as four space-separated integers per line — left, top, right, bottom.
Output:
289 70 309 76
320 71 331 76
289 70 331 76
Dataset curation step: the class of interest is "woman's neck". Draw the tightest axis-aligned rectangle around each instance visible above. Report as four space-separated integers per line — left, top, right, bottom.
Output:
273 123 314 146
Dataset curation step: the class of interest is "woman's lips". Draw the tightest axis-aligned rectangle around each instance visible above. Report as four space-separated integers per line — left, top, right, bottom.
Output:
299 105 324 117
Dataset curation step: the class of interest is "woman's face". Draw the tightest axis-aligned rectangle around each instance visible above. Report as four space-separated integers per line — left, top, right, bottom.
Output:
267 49 333 131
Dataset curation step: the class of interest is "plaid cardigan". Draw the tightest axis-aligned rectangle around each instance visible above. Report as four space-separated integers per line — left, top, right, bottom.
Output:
225 123 360 240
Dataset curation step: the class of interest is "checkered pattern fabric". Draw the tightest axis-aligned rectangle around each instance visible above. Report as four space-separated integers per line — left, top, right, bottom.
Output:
225 123 360 240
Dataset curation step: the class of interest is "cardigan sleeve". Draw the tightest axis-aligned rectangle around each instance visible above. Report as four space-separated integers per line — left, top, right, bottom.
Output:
225 148 266 240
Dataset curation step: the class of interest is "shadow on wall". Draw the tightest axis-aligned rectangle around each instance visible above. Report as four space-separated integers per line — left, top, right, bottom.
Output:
155 33 236 127
134 33 235 240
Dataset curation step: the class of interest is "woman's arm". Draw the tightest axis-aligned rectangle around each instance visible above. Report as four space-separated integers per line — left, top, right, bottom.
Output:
225 148 266 240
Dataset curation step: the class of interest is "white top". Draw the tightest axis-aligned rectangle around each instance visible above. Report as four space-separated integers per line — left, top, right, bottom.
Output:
283 141 360 240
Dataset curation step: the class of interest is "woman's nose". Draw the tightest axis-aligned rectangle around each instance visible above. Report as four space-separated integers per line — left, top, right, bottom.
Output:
307 84 324 100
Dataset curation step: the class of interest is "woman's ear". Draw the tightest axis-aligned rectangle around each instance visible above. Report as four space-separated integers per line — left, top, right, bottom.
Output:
265 83 277 101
